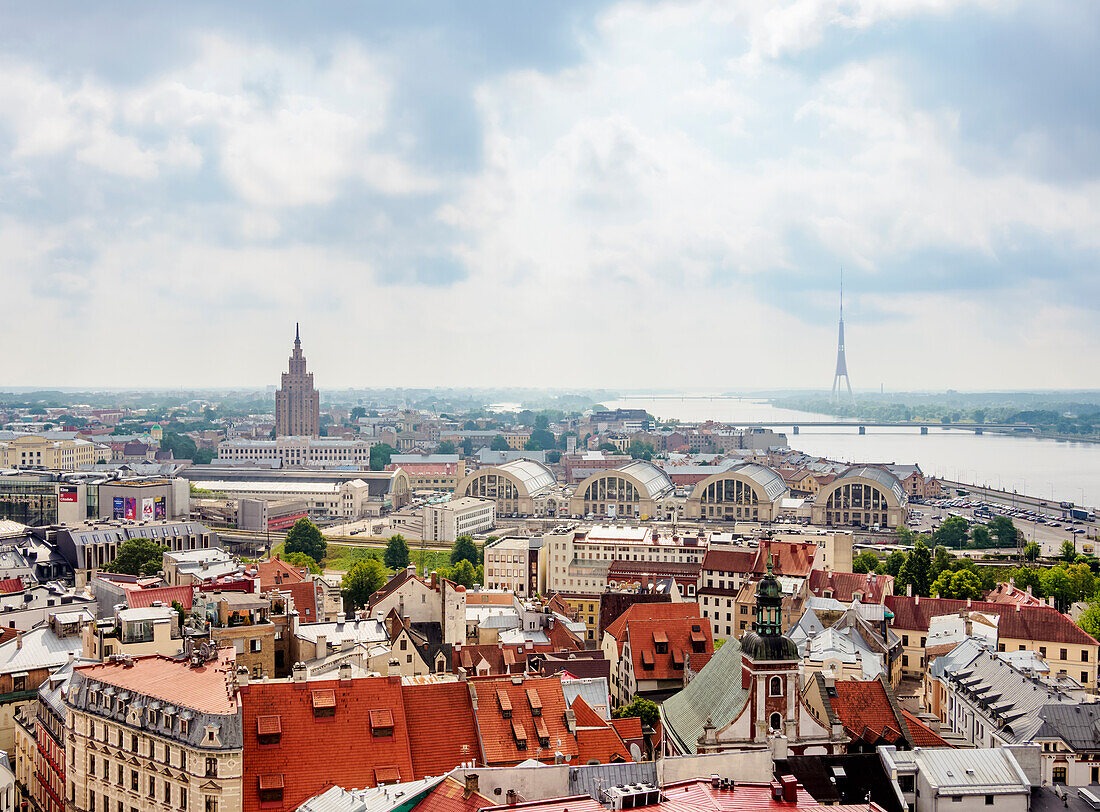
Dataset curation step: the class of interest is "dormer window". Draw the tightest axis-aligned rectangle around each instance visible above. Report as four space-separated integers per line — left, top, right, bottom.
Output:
311 690 336 719
369 709 394 738
257 716 281 746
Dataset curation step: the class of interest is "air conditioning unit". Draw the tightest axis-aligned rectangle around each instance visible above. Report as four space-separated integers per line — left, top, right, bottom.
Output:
606 784 661 809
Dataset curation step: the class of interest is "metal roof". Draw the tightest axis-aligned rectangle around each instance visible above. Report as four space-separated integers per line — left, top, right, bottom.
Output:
495 459 557 495
729 463 789 501
912 748 1030 795
561 677 611 719
1035 703 1100 750
0 626 83 675
612 460 675 499
660 636 748 755
834 466 908 505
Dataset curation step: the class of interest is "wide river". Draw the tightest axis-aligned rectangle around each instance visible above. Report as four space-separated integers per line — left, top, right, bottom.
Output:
603 395 1100 508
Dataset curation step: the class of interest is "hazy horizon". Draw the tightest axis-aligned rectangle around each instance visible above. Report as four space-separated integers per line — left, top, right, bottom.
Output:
3 2 1099 389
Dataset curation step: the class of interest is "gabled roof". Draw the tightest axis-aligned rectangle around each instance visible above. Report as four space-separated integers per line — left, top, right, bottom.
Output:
416 776 493 812
626 619 713 683
402 681 481 776
610 716 644 742
470 675 578 766
126 585 194 611
900 710 949 747
818 675 911 746
253 556 309 590
0 578 24 594
570 696 631 765
808 570 893 604
885 595 1098 645
1035 703 1100 750
603 602 702 645
660 637 749 755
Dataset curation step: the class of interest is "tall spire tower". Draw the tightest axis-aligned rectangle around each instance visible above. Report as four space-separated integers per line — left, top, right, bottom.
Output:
275 324 321 437
831 271 853 402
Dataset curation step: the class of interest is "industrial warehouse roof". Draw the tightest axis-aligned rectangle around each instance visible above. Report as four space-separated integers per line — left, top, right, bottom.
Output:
730 463 789 501
833 466 908 505
495 459 557 494
610 460 675 499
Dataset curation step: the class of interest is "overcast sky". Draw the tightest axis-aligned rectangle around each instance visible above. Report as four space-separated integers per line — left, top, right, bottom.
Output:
2 1 1098 391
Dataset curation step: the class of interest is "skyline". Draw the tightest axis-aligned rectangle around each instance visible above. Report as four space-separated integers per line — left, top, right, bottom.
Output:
2 1 1099 390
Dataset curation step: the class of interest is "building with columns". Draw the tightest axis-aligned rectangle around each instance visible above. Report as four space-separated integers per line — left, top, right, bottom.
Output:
275 324 320 438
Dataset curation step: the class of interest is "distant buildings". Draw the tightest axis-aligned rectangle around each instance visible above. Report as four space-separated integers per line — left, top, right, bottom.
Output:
275 324 320 438
422 497 496 543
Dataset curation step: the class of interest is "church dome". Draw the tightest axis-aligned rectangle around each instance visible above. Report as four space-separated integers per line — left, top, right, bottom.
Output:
740 629 799 661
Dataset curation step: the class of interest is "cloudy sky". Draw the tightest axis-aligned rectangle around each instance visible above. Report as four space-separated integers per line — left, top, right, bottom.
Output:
2 1 1098 391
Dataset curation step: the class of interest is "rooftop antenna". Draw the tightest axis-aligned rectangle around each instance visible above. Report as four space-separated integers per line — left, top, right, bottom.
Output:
831 269 854 402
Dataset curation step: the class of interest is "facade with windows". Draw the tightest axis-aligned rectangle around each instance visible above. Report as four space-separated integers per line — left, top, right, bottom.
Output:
453 459 556 517
64 649 243 812
422 496 495 543
217 436 374 468
484 535 541 596
811 466 908 529
568 461 675 520
685 463 788 522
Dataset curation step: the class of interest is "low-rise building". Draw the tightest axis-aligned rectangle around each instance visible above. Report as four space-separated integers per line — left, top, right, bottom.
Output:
82 605 182 660
0 433 100 471
194 591 278 678
484 536 543 597
422 496 496 543
216 435 375 468
879 746 1033 812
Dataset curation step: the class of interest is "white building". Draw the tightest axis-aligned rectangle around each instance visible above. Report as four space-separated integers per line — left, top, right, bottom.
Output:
484 537 542 597
216 435 375 468
422 497 495 543
544 525 706 594
880 746 1033 812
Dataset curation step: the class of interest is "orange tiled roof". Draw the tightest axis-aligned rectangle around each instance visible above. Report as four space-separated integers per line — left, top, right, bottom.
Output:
126 585 194 611
807 570 893 604
254 557 308 590
416 776 493 812
403 681 482 776
885 595 1098 645
0 578 24 594
610 716 644 742
627 617 713 683
75 650 237 716
604 602 702 644
570 695 605 728
471 676 579 766
827 679 905 746
901 710 950 747
570 696 631 765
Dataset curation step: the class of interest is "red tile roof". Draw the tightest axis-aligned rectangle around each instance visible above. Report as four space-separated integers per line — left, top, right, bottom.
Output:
126 584 194 611
254 556 309 590
283 580 322 621
402 681 482 776
700 548 756 573
0 627 20 645
627 618 713 682
569 695 605 728
471 676 579 766
0 578 24 594
901 710 949 748
604 602 703 645
807 570 893 604
75 649 237 715
984 582 1045 608
417 776 493 812
241 675 415 812
826 679 905 746
570 696 631 764
610 716 643 742
702 541 817 578
885 595 1098 645
483 779 824 811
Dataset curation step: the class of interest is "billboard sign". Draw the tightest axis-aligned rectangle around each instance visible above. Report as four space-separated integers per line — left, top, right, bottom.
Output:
154 496 166 519
113 496 125 519
125 497 137 520
142 498 154 521
59 485 78 503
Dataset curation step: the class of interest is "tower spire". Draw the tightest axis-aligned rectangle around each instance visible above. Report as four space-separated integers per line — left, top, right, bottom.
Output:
831 269 853 402
295 322 300 344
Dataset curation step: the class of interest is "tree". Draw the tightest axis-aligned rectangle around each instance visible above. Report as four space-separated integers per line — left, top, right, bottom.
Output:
384 534 411 570
1024 541 1041 562
883 550 907 578
1042 566 1074 611
283 552 322 575
932 569 983 600
852 551 880 574
490 435 510 451
436 440 457 455
451 535 479 568
628 440 656 461
933 516 969 549
1060 540 1078 564
460 437 475 456
351 406 367 422
612 696 660 729
546 450 562 464
342 559 387 609
988 516 1018 550
897 538 933 597
105 538 165 577
369 443 396 471
285 517 327 564
598 442 618 453
970 525 991 549
930 546 954 582
1078 602 1100 639
1010 566 1044 596
526 428 556 451
450 559 476 588
1067 562 1096 603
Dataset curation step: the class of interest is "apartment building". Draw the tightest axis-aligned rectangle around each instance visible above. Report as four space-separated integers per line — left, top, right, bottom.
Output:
0 433 100 471
886 595 1100 688
65 648 243 812
484 535 544 596
422 496 495 543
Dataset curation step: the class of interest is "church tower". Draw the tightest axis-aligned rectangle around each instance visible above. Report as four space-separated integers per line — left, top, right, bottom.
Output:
739 549 803 744
274 324 321 438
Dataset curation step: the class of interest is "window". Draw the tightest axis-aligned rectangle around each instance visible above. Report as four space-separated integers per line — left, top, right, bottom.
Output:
181 788 187 810
769 676 783 697
149 776 156 797
250 639 261 653
1061 649 1068 660
769 712 782 731
985 796 994 805
164 781 171 806
205 797 218 812
131 770 138 791
205 757 217 778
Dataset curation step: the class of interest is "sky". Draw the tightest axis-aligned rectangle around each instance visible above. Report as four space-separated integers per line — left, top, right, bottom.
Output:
1 0 1099 392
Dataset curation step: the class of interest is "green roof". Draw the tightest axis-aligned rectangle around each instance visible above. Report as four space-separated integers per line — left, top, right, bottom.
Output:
660 637 749 755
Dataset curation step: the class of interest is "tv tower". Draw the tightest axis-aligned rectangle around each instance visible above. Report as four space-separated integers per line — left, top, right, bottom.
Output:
831 270 853 402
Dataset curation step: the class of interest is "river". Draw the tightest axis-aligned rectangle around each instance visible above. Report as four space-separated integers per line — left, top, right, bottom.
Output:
603 395 1100 508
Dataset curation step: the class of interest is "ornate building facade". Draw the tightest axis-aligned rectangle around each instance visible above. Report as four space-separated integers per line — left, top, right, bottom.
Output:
275 325 320 438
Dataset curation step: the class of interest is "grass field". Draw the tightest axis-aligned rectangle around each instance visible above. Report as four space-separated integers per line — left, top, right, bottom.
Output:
269 541 455 575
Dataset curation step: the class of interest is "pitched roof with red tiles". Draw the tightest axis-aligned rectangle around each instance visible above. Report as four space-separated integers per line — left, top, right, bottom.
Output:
570 696 632 764
0 578 24 594
241 675 415 812
470 676 579 766
569 694 605 728
126 584 194 610
254 556 308 590
0 627 20 645
282 580 322 621
700 547 756 574
416 776 493 812
825 678 907 746
402 681 482 776
885 595 1099 645
609 715 644 743
808 570 894 604
901 710 950 748
984 581 1045 608
701 541 817 578
603 602 702 644
626 618 713 682
74 650 237 716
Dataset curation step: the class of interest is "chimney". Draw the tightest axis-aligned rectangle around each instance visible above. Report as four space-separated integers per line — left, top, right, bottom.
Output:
906 583 912 598
387 658 400 677
780 775 798 803
464 773 480 795
316 634 327 656
915 595 920 605
430 571 438 590
15 632 22 650
336 612 346 626
291 662 307 682
966 598 972 608
237 667 249 688
506 789 519 806
406 564 416 578
339 662 352 681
